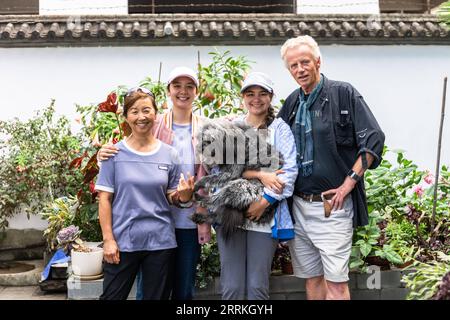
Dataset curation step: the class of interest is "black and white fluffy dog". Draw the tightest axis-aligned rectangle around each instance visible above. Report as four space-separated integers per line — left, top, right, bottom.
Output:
191 119 283 239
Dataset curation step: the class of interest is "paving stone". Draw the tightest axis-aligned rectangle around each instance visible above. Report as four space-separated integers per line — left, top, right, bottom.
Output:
195 281 216 297
67 276 136 300
268 293 287 300
214 277 221 295
380 288 409 300
350 289 381 300
286 292 306 300
356 269 403 290
0 286 37 300
348 272 357 289
380 270 402 289
269 275 305 293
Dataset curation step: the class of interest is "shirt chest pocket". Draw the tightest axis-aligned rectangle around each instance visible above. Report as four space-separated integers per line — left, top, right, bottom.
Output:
334 112 355 147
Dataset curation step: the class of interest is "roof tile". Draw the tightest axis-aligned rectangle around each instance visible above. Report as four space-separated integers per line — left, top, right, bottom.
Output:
0 13 448 46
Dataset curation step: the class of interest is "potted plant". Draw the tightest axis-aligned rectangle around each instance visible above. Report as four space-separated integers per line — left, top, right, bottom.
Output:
272 242 293 275
57 225 103 278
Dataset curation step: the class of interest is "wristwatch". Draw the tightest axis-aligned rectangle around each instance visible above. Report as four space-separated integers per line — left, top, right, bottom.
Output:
347 169 362 182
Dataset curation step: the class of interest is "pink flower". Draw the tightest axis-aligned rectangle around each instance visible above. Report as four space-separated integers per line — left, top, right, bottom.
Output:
113 128 120 134
424 172 434 185
91 132 102 148
413 185 424 197
74 115 81 124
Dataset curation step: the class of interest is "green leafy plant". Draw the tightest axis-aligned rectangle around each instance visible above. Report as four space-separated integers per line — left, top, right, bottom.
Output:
271 242 293 275
438 1 450 25
351 148 449 272
195 49 252 118
196 231 220 289
402 252 450 300
0 102 84 231
350 210 403 271
40 196 78 251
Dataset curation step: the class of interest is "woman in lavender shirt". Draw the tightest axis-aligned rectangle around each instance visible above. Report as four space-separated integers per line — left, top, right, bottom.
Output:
95 88 194 300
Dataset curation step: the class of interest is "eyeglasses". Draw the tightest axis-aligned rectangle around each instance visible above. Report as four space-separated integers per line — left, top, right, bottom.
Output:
126 87 154 98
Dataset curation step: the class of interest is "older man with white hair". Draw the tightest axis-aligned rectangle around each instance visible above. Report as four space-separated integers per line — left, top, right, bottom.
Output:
277 35 385 300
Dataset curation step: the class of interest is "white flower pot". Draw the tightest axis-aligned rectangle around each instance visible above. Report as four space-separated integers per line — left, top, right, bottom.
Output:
71 247 104 276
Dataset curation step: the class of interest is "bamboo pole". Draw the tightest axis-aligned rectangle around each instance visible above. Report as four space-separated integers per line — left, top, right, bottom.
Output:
197 50 202 115
431 76 448 230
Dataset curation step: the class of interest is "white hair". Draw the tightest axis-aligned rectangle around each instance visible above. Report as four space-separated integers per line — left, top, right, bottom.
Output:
280 35 322 68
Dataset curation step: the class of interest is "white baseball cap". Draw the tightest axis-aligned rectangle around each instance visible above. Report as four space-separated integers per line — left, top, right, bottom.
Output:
240 72 274 94
167 66 199 87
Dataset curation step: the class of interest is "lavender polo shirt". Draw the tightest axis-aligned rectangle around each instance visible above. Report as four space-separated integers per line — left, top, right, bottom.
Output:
95 140 182 252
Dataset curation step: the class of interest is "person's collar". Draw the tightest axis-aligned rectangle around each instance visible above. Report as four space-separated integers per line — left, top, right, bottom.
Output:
299 73 324 96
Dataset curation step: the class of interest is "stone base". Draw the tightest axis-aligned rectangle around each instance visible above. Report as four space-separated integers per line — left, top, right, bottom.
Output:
67 275 137 300
39 279 67 293
66 269 410 300
0 229 45 262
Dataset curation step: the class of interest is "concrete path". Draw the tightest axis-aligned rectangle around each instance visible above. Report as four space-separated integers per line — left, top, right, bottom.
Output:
0 286 66 300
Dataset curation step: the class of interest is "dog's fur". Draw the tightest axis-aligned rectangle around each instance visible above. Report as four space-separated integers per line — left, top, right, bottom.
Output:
191 119 283 239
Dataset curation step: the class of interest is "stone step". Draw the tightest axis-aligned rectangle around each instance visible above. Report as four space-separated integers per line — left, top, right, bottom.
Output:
67 275 137 300
67 269 410 300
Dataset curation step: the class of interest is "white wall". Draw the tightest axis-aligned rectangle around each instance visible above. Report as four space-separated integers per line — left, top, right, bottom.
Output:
1 45 449 172
7 212 48 230
40 0 128 15
297 0 380 14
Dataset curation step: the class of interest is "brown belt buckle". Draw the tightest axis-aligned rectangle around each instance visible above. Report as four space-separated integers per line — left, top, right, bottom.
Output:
321 193 332 218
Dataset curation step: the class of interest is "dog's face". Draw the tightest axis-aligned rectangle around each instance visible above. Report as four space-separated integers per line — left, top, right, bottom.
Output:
196 120 239 167
196 120 283 169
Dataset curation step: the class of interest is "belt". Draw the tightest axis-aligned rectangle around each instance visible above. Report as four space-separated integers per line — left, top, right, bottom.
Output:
294 191 333 202
294 191 334 218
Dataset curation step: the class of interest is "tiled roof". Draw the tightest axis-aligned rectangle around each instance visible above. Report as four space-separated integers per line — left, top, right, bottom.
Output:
0 13 448 47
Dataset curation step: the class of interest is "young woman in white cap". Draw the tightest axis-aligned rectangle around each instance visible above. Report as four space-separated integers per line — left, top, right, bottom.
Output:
98 66 210 300
216 72 298 300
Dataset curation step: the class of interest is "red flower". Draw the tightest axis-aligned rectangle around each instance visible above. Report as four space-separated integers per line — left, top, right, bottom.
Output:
112 137 119 144
89 180 96 194
98 92 118 113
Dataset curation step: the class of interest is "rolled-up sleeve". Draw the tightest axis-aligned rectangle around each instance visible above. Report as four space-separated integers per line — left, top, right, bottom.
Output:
263 120 298 200
352 90 385 169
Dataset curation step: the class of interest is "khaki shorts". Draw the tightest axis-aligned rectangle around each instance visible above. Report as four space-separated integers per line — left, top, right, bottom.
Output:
288 195 354 283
